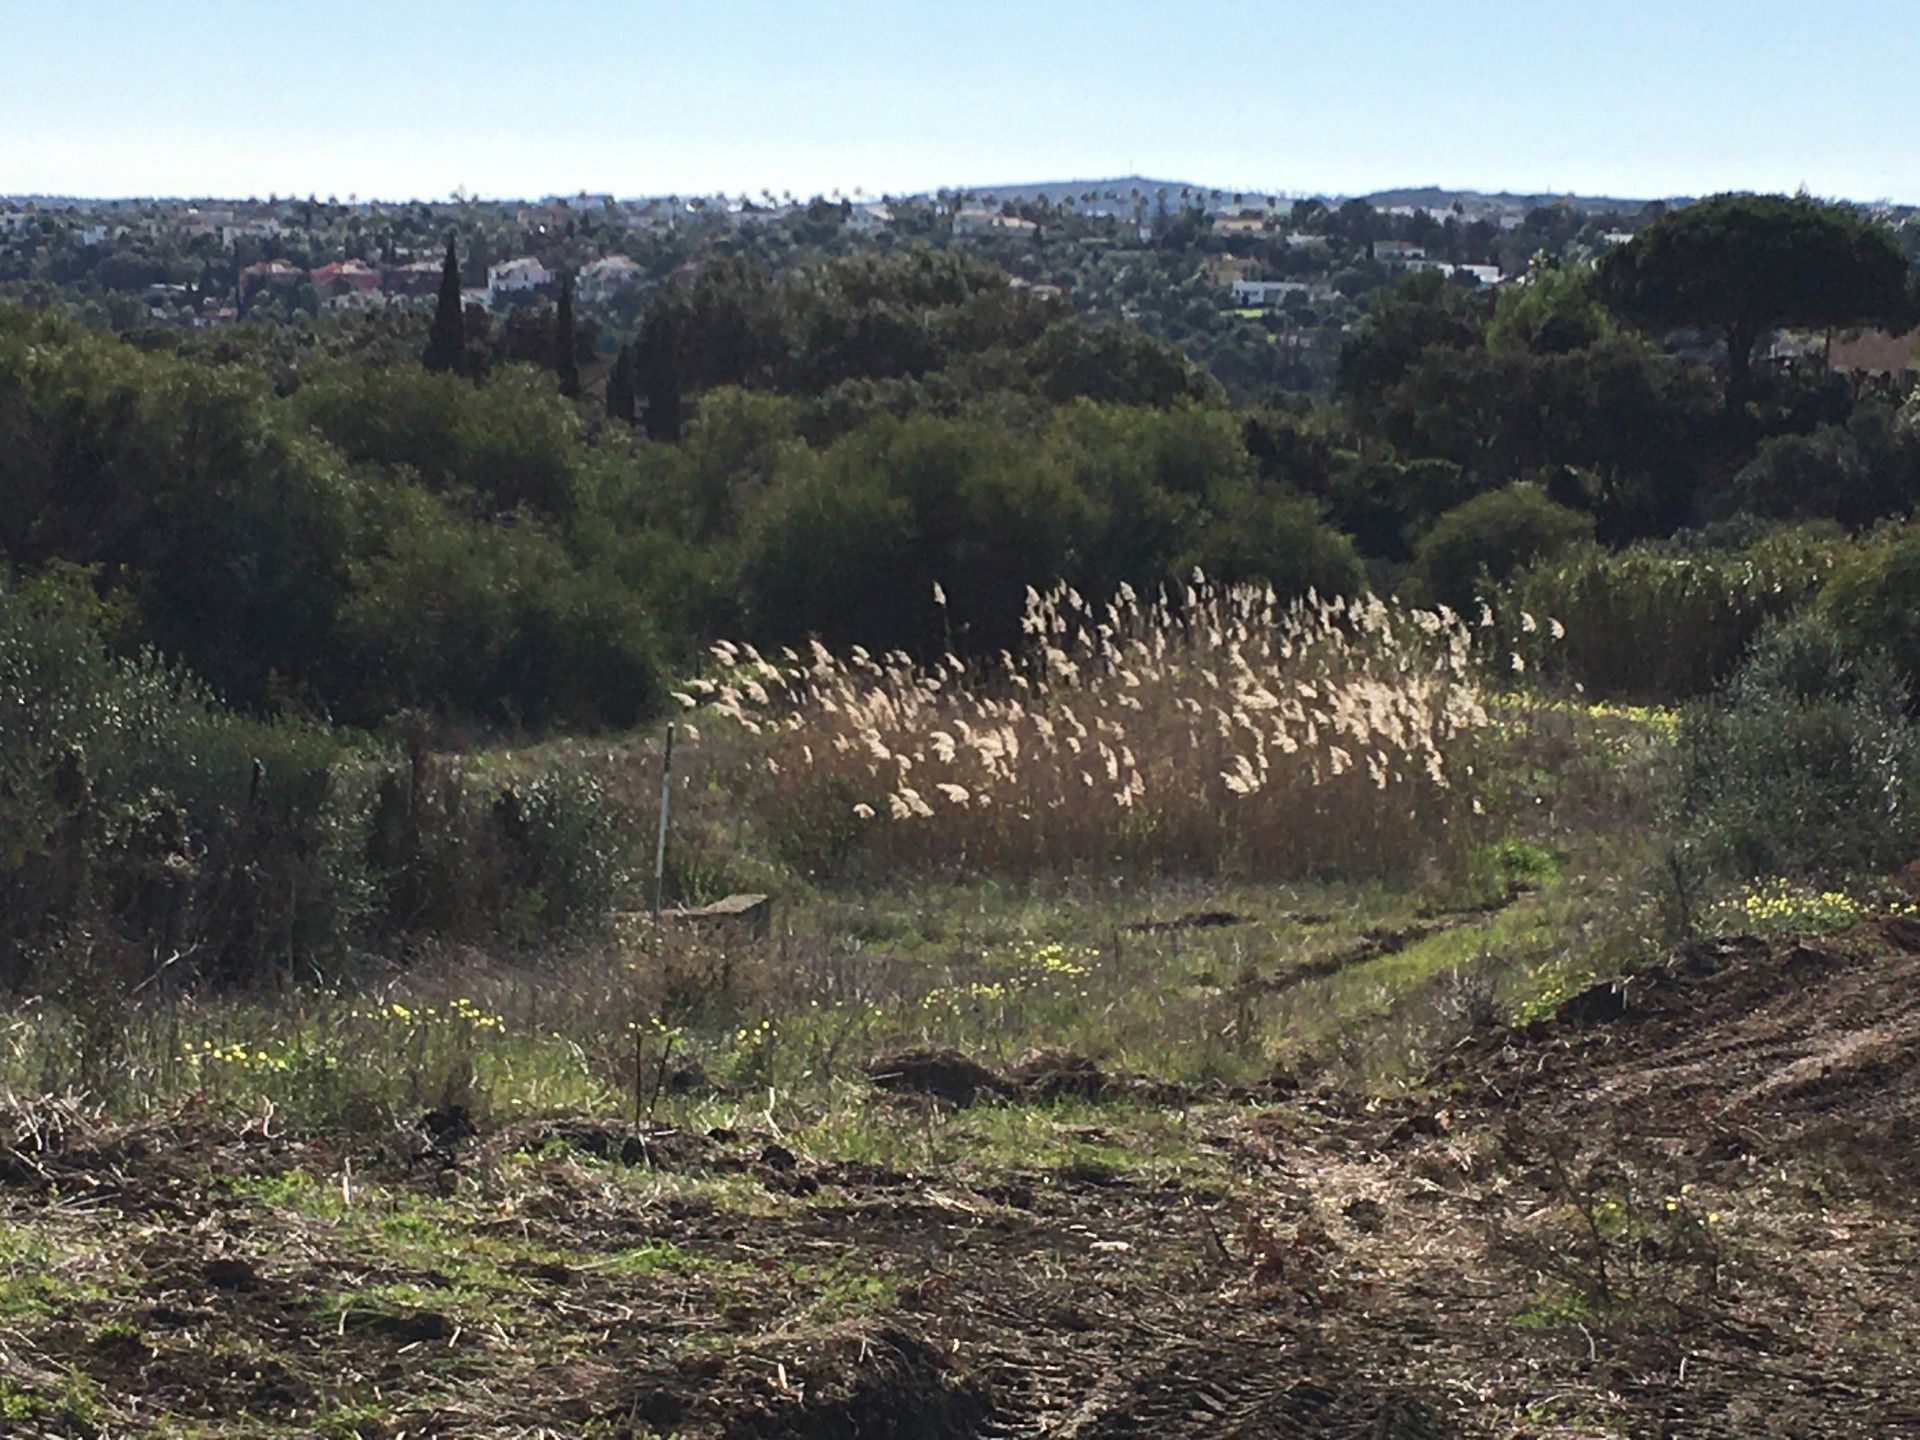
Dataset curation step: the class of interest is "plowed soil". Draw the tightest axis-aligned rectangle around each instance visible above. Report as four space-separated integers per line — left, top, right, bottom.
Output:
2 924 1916 1437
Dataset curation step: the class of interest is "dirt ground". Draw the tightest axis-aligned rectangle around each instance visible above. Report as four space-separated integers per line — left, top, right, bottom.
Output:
2 922 1916 1438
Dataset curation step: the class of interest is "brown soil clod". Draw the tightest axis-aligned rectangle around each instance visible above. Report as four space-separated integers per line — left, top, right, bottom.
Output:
1008 1048 1108 1100
343 1306 456 1343
865 1047 1011 1106
612 1323 992 1440
416 1103 477 1148
202 1256 259 1290
1552 976 1632 1027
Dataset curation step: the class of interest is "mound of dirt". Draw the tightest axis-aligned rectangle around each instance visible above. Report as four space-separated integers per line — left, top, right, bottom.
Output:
1464 927 1920 1190
1057 1332 1454 1440
514 1117 712 1167
865 1047 1011 1106
611 1323 992 1439
1008 1049 1108 1101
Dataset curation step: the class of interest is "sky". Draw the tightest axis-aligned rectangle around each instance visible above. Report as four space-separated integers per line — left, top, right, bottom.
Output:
5 1 1917 204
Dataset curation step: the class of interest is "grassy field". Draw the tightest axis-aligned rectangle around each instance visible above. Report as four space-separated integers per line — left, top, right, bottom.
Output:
3 594 1915 1436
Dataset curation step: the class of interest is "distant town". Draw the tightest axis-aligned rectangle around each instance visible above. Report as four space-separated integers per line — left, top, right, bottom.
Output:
8 178 1910 395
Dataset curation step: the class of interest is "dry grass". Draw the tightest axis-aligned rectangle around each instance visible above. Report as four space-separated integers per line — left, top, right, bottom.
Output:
687 578 1505 880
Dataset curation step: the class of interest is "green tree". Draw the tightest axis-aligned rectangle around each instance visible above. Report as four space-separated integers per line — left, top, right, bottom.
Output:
1596 193 1911 414
1487 258 1613 355
422 234 465 375
633 291 687 442
605 341 636 424
1411 483 1595 611
555 273 581 399
1335 271 1488 422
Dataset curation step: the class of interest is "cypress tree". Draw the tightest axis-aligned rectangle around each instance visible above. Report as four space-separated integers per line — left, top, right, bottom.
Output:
605 342 636 424
633 295 685 442
422 234 465 374
555 274 581 398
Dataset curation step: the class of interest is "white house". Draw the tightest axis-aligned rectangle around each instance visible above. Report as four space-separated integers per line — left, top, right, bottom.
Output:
1406 260 1504 286
322 288 389 312
729 202 792 228
847 201 893 235
1213 215 1272 239
175 208 236 239
1374 239 1427 263
576 254 647 303
221 218 284 248
487 257 553 299
1230 279 1335 308
953 208 1038 239
624 198 681 233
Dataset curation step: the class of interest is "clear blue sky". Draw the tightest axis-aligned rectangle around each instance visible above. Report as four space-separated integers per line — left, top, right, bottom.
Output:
5 0 1916 202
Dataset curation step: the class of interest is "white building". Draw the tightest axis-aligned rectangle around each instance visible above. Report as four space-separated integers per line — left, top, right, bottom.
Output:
953 208 1039 238
175 208 236 239
487 257 553 299
729 202 792 228
322 288 390 312
221 218 284 248
1230 279 1335 307
1213 215 1272 239
1405 260 1504 286
624 198 681 233
576 254 647 303
847 201 893 235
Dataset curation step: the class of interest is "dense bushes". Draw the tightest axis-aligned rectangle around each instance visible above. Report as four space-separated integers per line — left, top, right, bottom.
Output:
1733 404 1920 527
737 402 1360 656
0 572 366 989
1818 531 1920 695
0 307 672 731
1501 526 1851 699
0 289 1347 732
622 249 1219 443
1411 484 1593 611
0 574 640 991
0 311 357 713
1673 614 1920 884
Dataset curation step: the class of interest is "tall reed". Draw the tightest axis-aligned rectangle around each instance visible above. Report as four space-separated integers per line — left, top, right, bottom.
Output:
687 578 1499 880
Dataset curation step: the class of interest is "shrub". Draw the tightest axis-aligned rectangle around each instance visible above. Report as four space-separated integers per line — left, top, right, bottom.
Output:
335 489 665 730
1732 406 1920 527
1412 484 1594 612
1819 529 1920 699
1672 614 1920 884
367 755 636 946
1181 488 1365 600
0 573 370 990
1724 608 1904 710
1502 526 1850 701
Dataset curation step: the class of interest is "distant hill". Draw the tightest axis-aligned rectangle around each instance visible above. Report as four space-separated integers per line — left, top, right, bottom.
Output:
1361 185 1673 215
916 177 1686 219
931 177 1237 217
